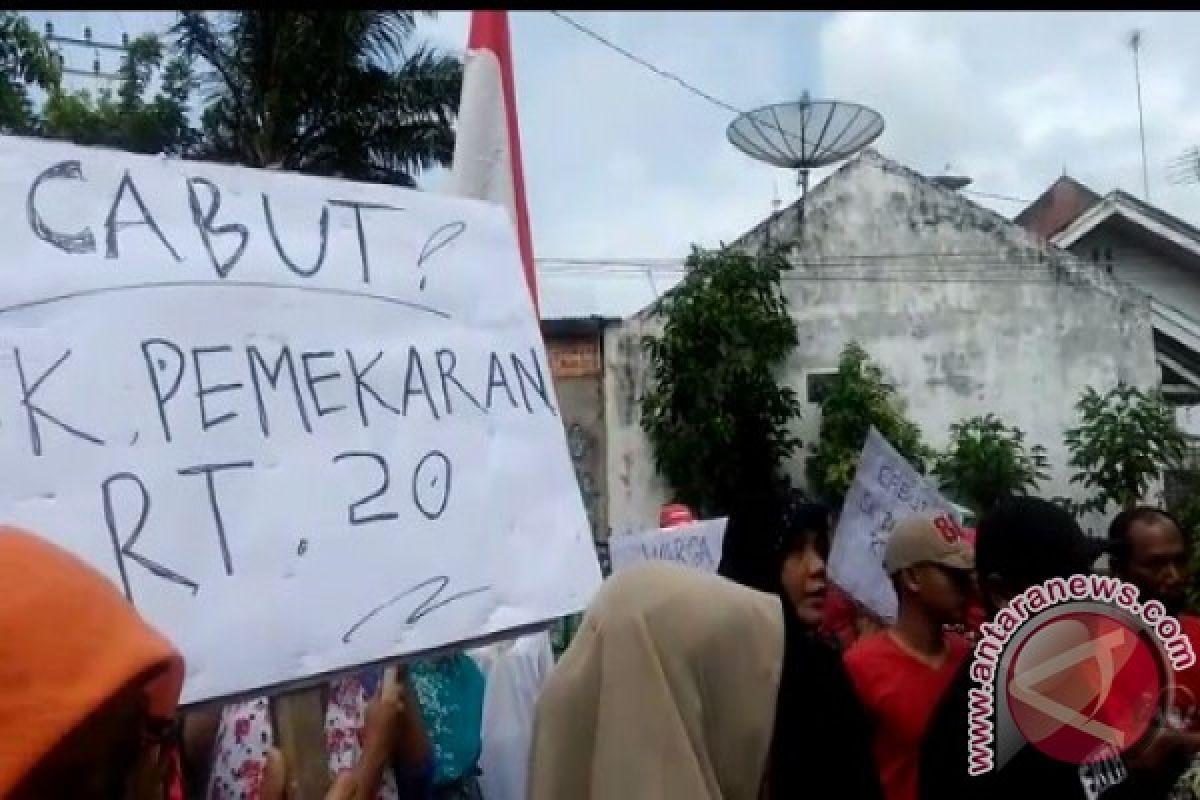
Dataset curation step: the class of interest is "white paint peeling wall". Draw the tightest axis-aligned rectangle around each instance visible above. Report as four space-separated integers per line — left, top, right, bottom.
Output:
1177 406 1200 437
603 318 671 537
605 150 1159 537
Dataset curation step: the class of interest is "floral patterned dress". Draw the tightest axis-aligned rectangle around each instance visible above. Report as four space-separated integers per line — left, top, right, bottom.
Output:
206 655 485 800
205 675 402 800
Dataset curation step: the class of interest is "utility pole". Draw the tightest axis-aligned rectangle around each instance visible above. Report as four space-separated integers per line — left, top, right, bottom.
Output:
1129 29 1150 201
43 20 126 84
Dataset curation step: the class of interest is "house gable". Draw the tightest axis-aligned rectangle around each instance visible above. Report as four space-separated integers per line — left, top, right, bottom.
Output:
1027 187 1200 395
1052 190 1200 266
1014 175 1103 241
733 149 1127 301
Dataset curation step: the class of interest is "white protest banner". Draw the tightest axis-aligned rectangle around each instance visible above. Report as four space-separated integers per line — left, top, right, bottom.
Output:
827 427 958 622
0 137 603 704
607 517 727 575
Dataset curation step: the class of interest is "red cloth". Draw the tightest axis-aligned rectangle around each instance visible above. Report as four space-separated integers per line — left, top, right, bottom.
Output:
659 504 696 529
167 749 184 800
451 11 538 308
844 631 970 800
821 583 863 650
1172 614 1200 729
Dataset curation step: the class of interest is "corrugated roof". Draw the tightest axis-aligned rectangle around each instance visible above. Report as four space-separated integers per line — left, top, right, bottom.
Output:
537 259 684 322
1108 189 1200 249
1053 190 1200 260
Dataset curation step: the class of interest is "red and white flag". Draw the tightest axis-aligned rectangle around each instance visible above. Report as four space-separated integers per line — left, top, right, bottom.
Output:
449 11 539 310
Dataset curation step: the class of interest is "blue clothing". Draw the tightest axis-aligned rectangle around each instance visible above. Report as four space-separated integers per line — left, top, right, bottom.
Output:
408 653 487 786
362 652 486 791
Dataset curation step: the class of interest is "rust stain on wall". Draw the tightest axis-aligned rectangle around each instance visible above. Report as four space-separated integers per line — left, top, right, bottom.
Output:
548 337 601 379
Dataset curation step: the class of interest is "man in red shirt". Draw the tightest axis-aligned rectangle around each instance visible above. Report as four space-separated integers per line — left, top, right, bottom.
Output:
1108 507 1200 729
844 512 975 800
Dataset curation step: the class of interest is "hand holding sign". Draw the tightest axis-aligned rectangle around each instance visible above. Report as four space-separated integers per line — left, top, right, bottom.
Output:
827 427 958 622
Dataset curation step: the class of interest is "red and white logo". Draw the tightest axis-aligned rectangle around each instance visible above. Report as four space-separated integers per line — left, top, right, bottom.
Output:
966 576 1196 775
1006 610 1164 764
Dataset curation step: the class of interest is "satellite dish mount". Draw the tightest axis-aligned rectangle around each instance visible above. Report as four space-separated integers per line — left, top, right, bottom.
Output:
728 92 885 238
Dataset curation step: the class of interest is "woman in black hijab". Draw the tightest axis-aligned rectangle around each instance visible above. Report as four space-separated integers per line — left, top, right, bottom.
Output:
761 497 884 799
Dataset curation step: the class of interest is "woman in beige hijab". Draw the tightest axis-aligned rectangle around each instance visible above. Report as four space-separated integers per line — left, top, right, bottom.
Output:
528 560 788 800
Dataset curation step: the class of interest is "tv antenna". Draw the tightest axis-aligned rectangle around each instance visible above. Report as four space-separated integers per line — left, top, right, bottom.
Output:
727 92 884 235
44 20 126 85
1129 29 1150 201
1166 146 1200 186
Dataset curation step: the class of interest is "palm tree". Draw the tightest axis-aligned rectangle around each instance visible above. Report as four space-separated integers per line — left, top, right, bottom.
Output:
174 11 462 187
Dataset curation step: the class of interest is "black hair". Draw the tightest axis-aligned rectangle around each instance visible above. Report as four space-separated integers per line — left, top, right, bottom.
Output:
717 493 832 597
778 500 833 561
718 501 786 595
975 496 1096 594
1108 506 1187 572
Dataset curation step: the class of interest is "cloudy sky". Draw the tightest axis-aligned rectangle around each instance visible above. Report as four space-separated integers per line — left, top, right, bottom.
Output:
25 11 1200 263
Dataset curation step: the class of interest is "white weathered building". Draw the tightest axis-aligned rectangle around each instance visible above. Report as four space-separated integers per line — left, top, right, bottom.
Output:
1016 177 1200 503
603 150 1159 536
1017 180 1200 416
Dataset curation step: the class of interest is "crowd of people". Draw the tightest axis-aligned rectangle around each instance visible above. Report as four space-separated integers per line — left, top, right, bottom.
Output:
4 496 1200 799
529 496 1200 800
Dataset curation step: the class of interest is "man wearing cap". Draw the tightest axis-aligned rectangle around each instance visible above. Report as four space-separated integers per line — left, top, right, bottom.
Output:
843 511 976 800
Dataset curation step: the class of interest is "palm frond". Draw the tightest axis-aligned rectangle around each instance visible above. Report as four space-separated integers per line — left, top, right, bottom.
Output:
179 11 462 182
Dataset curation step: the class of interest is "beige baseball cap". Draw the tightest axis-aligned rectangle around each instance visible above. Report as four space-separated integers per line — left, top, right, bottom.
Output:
883 511 975 575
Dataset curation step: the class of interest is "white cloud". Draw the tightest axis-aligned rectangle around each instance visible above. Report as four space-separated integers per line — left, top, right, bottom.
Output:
472 11 829 259
24 11 1200 263
818 11 1200 222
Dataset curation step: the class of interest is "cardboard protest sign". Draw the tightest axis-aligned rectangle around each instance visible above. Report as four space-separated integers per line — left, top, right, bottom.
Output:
607 517 727 575
827 427 957 622
0 137 603 704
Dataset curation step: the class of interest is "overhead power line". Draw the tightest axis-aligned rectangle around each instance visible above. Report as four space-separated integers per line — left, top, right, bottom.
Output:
548 11 741 115
547 11 1032 208
537 252 1199 281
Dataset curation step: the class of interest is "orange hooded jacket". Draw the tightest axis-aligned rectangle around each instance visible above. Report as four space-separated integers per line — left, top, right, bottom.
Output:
0 526 185 797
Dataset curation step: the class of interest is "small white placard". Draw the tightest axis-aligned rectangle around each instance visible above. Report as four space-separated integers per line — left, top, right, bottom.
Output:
607 517 728 575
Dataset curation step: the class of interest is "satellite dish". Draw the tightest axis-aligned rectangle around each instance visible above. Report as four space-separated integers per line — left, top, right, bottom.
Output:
931 164 973 191
931 175 972 190
727 92 885 229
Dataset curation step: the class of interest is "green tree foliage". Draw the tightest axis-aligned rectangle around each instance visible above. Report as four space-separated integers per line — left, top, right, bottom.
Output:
808 342 930 505
1064 383 1189 515
640 245 803 519
175 11 461 185
1167 479 1200 612
0 12 60 133
41 34 199 155
934 413 1050 513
